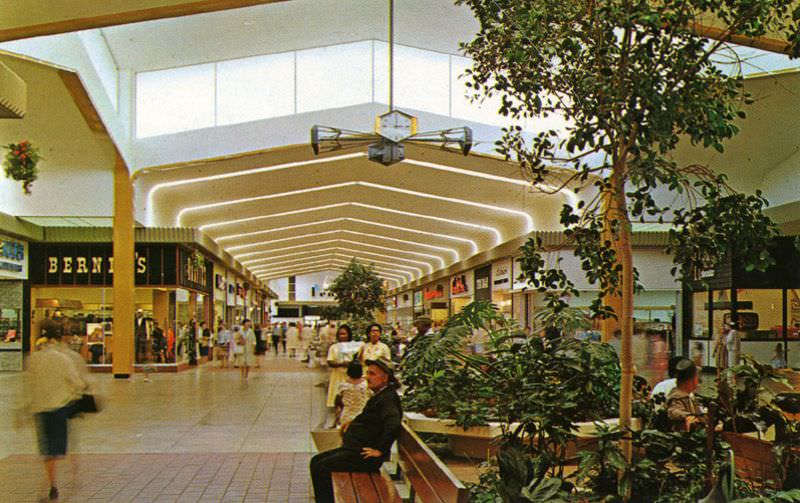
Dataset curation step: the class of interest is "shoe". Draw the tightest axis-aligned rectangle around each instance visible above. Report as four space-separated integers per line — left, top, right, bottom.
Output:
49 486 58 500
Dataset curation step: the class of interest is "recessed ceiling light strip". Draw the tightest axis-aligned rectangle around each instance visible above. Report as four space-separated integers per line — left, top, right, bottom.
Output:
240 239 444 268
249 254 415 277
249 251 423 277
238 242 430 273
256 260 410 282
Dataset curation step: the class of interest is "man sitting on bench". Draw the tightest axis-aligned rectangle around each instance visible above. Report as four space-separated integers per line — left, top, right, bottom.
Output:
310 358 403 503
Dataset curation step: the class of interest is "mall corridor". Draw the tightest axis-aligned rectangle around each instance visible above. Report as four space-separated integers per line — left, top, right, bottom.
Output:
0 356 326 502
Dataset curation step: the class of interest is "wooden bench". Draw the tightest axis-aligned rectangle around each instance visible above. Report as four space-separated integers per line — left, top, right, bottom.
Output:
398 422 470 503
332 471 401 502
332 422 470 502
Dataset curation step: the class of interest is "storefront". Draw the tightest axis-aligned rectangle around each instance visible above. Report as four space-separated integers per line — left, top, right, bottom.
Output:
0 234 28 371
684 237 800 369
491 258 512 316
450 269 474 315
474 264 492 302
28 242 213 370
413 290 423 318
396 291 413 330
422 280 449 323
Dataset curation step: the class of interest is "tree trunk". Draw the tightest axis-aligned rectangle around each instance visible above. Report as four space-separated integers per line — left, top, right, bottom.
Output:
606 167 634 491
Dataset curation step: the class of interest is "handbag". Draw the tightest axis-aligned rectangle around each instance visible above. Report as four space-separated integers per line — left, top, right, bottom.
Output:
73 393 99 415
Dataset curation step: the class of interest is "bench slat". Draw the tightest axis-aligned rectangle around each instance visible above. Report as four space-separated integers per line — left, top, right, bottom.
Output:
332 472 358 503
370 471 403 503
351 472 380 502
399 423 470 503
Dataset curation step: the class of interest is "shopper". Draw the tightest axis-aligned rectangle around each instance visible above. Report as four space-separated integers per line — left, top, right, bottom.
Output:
238 319 257 382
280 322 288 354
286 322 300 359
300 322 313 361
215 322 232 368
650 356 685 406
151 321 165 363
358 324 391 365
666 359 702 431
309 358 402 503
26 323 88 501
772 342 787 369
726 319 742 368
335 360 370 427
254 323 264 355
271 323 281 355
198 321 211 358
326 325 363 408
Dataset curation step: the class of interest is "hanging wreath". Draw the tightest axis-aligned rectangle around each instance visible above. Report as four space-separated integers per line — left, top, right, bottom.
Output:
3 140 41 195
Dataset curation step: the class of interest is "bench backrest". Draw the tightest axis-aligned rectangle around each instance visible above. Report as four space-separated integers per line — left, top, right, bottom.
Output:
398 422 470 503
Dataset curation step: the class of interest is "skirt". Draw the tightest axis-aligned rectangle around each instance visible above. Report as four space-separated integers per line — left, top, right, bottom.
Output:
36 402 76 458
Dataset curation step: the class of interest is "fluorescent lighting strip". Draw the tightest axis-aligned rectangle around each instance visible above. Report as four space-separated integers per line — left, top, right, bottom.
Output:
251 251 423 277
259 263 407 285
240 239 445 268
251 253 414 279
176 181 533 238
241 244 429 275
146 153 366 224
260 266 401 285
217 218 461 260
261 266 401 285
206 202 501 246
255 260 409 283
249 253 415 278
230 225 475 257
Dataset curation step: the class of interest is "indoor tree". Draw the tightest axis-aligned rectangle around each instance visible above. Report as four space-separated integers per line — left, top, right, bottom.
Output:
458 0 799 473
324 258 386 335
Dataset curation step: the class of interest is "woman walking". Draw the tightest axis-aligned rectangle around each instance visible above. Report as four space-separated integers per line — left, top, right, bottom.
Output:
238 319 257 382
27 323 88 501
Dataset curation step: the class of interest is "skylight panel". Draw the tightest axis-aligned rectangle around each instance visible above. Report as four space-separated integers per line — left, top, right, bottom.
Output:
296 41 373 113
216 52 295 125
136 64 215 137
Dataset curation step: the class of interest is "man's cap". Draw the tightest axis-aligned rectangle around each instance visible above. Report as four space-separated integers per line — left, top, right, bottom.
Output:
365 358 396 380
414 316 432 324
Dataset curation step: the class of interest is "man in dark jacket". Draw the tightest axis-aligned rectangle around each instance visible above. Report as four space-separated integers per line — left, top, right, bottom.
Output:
310 358 402 503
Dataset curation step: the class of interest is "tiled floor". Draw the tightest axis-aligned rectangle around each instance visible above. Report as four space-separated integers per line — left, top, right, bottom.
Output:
0 353 329 502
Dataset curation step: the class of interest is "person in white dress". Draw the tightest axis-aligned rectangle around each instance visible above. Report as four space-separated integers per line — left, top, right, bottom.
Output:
358 323 391 365
326 325 363 407
285 322 300 358
238 319 257 382
300 322 313 360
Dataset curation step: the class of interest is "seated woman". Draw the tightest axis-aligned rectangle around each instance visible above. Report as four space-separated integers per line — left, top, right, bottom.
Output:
666 359 702 431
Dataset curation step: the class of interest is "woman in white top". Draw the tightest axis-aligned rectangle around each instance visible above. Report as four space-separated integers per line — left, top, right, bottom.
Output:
358 323 392 365
326 325 363 407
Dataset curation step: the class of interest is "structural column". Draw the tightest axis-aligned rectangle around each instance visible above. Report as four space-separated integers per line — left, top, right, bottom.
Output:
112 152 134 377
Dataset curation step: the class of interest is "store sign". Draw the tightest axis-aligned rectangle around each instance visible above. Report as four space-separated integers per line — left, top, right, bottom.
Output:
492 259 511 292
178 248 211 292
451 274 468 295
30 243 178 287
424 284 446 300
474 264 492 301
413 290 423 306
0 235 27 279
215 274 225 290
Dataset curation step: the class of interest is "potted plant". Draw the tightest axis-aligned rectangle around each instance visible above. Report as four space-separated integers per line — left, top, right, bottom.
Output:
3 140 41 194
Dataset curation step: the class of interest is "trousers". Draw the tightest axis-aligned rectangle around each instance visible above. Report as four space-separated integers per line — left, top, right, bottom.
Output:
309 447 381 502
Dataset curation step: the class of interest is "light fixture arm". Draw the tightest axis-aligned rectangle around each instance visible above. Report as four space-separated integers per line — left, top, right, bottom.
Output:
388 0 394 112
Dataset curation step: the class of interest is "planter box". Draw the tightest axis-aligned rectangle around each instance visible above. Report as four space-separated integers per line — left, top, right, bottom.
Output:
404 413 639 460
722 432 780 488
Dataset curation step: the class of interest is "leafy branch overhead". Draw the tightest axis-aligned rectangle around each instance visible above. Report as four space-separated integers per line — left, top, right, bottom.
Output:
458 0 796 316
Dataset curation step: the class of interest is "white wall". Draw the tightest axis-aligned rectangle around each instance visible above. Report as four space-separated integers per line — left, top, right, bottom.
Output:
0 56 116 216
295 271 337 301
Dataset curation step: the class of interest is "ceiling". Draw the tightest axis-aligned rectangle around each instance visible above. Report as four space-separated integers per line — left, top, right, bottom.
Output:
3 0 800 291
136 143 573 287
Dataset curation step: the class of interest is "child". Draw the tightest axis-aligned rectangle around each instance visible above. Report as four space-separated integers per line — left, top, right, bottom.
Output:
772 342 787 369
334 360 370 428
